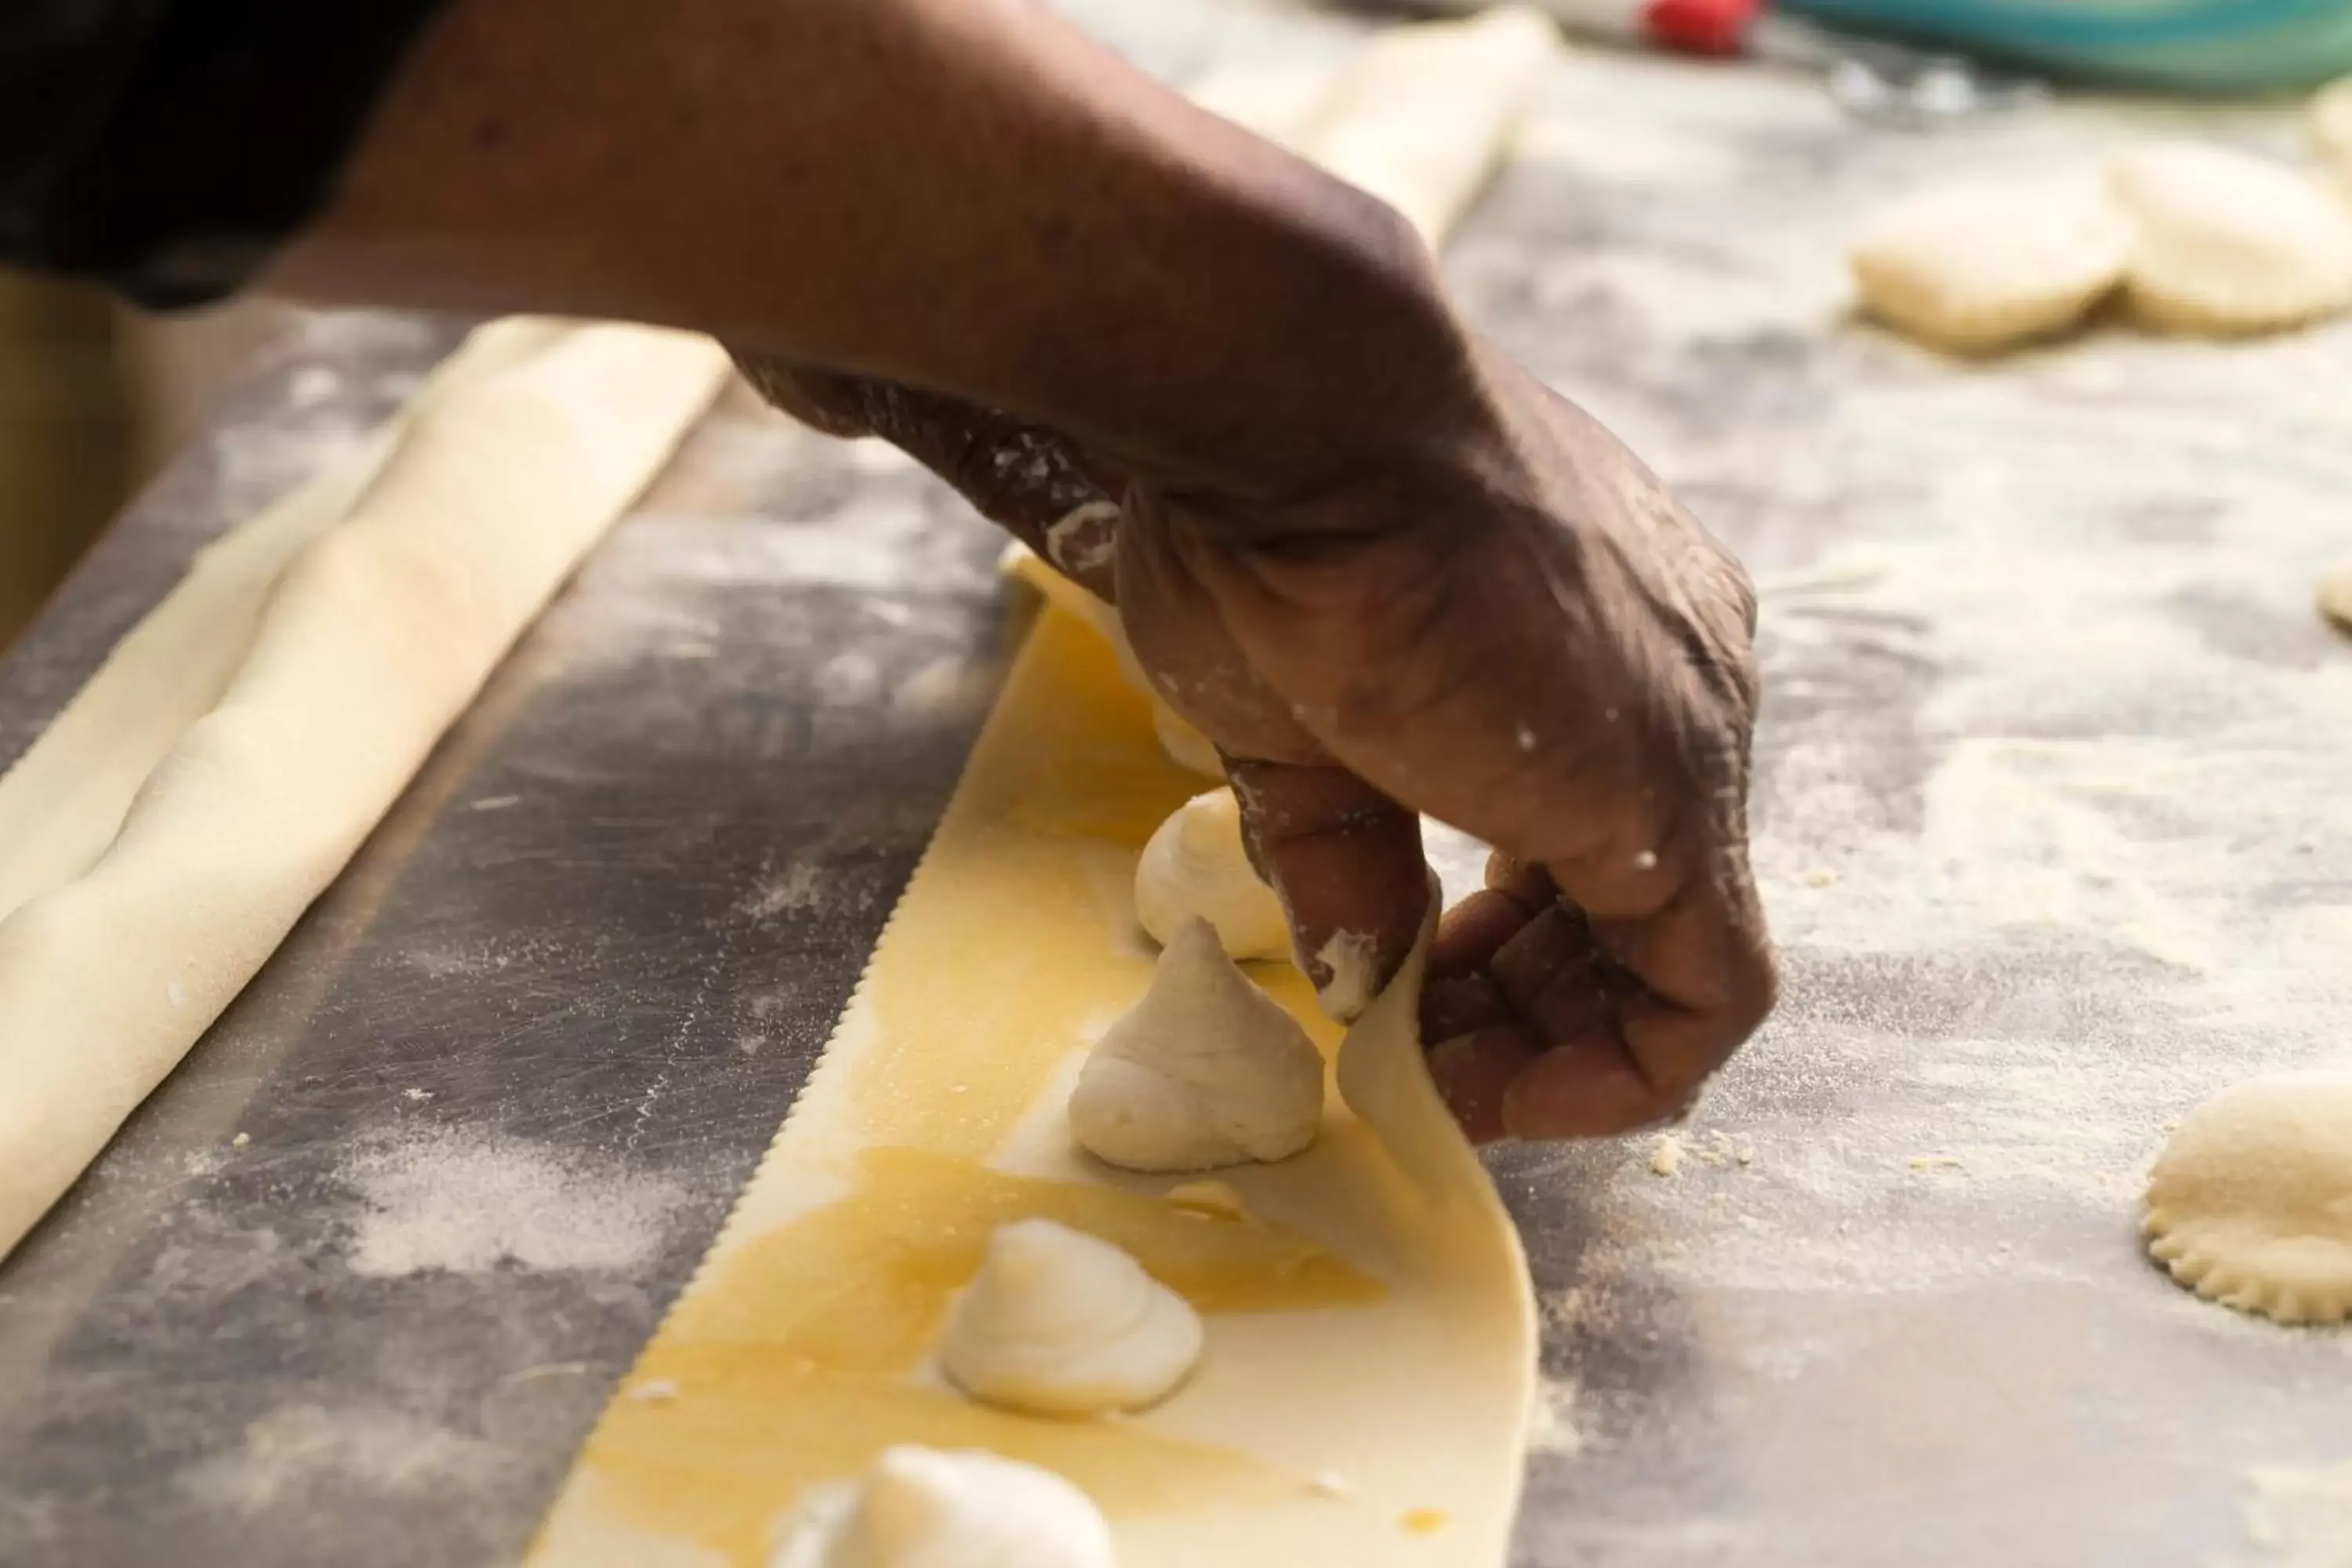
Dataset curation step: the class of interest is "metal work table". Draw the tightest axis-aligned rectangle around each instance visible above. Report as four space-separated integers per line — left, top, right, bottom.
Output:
2 13 2348 1566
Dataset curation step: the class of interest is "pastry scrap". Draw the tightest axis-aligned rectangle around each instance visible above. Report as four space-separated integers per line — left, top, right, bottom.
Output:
2107 142 2352 335
1849 174 2134 352
2143 1070 2352 1326
1069 916 1325 1173
1134 788 1292 963
770 1446 1112 1568
938 1219 1205 1416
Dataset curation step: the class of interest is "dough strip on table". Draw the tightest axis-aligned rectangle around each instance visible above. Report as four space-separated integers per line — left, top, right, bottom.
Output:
0 317 569 921
0 319 730 1258
1299 6 1557 243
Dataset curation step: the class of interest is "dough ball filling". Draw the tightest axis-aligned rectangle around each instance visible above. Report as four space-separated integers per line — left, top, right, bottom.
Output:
2143 1070 2352 1326
769 1445 1113 1568
938 1218 1205 1416
1134 788 1293 962
1070 915 1327 1173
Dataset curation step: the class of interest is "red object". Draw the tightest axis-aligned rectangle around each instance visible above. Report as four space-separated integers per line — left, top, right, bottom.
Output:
1645 0 1761 53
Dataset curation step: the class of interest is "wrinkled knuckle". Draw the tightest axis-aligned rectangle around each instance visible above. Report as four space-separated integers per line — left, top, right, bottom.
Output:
1733 648 1764 719
1686 729 1754 822
1484 851 1555 909
1722 557 1761 642
1690 617 1760 726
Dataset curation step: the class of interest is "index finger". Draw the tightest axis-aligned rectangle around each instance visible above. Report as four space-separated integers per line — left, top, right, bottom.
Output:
1227 759 1429 1022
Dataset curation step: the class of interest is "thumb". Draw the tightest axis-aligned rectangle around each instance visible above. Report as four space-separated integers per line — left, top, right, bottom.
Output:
1227 758 1428 1022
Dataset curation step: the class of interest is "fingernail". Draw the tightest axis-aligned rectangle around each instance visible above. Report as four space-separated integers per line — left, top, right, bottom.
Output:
1310 928 1379 1023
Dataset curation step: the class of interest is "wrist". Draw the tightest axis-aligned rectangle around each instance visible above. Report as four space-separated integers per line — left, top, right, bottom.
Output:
1105 170 1500 509
1139 314 1530 563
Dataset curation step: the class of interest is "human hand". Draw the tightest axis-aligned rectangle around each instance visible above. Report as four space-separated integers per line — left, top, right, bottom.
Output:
740 341 1776 1142
271 0 1777 1138
1115 342 1774 1141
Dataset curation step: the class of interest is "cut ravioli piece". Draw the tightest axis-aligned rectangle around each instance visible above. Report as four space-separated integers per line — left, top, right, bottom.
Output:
2315 76 2352 186
1848 174 2132 351
2143 1070 2352 1325
2321 557 2352 635
2108 141 2352 335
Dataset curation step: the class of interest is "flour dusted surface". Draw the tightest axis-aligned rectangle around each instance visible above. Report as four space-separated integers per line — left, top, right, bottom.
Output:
338 1124 688 1278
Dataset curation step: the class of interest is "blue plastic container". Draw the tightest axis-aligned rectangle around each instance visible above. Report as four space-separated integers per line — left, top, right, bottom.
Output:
1776 0 2352 90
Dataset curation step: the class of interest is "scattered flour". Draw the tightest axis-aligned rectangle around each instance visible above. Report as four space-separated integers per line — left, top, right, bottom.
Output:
337 1126 685 1277
1307 1471 1356 1499
285 365 343 408
1526 1377 1586 1460
813 651 884 706
742 859 826 920
889 655 995 726
1648 1130 1752 1178
2245 1459 2352 1568
177 1404 508 1515
213 428 373 521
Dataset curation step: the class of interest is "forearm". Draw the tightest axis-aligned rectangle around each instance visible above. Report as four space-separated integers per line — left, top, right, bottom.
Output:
270 0 1486 505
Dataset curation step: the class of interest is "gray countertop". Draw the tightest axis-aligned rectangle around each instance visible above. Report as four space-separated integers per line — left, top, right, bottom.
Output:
2 19 2349 1568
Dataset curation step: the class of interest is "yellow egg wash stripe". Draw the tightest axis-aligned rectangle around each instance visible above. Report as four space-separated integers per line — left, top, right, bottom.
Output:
527 594 1535 1567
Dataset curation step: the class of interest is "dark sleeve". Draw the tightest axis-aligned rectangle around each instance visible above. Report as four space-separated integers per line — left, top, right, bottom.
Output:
0 0 448 309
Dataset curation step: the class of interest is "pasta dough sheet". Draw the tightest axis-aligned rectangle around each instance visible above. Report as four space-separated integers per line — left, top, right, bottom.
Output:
529 605 1536 1568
